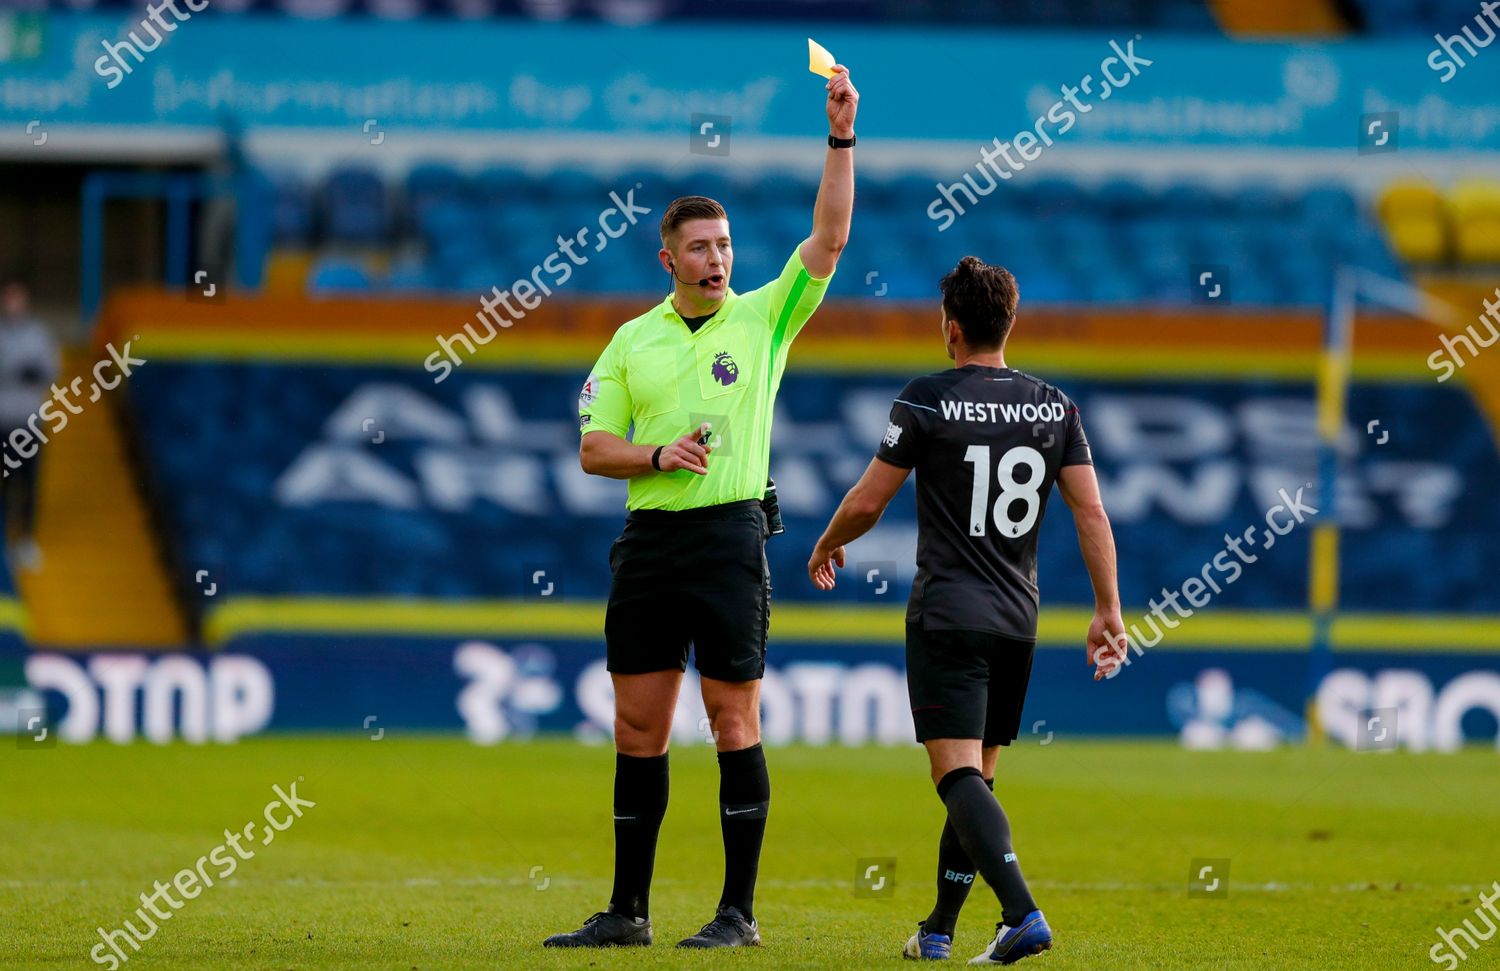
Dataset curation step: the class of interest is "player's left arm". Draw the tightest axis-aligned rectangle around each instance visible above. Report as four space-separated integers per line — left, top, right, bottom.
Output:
808 456 908 590
799 64 857 280
1057 463 1127 681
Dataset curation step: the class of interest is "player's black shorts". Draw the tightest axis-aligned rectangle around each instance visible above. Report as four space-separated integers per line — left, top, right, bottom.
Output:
905 623 1037 746
605 499 770 682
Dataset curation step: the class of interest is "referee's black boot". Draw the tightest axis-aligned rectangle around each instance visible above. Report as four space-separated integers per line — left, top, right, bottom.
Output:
542 910 652 948
676 906 761 948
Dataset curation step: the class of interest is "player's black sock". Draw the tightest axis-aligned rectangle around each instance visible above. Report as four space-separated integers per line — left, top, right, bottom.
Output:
936 767 1037 929
607 751 669 921
924 777 992 938
716 743 770 922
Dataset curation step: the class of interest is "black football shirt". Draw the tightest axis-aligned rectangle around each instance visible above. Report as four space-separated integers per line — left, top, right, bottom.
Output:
875 364 1093 640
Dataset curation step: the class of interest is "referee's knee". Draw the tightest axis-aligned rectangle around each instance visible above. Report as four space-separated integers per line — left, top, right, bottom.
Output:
707 708 760 751
615 713 671 757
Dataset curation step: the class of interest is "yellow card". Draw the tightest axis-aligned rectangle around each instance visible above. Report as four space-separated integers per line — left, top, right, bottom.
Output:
808 37 837 78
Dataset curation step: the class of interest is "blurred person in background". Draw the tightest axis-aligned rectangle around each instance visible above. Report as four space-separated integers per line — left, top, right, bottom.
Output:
0 279 59 570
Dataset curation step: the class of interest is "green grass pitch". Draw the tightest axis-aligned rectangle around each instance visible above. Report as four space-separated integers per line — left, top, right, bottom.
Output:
3 736 1497 969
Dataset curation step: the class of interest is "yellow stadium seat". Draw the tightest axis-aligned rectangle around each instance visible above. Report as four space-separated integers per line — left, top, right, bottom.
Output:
1378 179 1444 223
1454 216 1500 264
1377 180 1450 265
1447 179 1500 221
1387 215 1447 264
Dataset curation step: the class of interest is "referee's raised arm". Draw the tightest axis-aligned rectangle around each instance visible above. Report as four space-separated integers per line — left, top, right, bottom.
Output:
799 63 859 281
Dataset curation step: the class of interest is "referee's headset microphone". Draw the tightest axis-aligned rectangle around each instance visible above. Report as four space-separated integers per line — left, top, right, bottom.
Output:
667 258 711 288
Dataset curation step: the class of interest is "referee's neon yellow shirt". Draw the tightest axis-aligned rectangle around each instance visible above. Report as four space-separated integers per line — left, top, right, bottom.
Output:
579 246 833 511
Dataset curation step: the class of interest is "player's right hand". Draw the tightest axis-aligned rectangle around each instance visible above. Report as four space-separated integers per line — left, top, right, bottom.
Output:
656 422 714 475
1087 607 1129 681
808 543 846 590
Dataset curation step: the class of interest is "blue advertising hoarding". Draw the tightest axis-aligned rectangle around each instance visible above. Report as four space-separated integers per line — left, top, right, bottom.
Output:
2 13 1499 150
9 637 1500 750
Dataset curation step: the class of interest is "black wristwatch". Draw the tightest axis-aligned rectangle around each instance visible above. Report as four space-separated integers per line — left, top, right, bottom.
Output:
828 133 856 149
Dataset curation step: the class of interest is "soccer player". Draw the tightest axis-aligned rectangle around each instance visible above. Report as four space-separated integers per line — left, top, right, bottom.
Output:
544 65 858 950
807 257 1125 964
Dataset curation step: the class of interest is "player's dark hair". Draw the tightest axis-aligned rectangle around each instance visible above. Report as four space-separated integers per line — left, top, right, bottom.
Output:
939 256 1019 350
660 195 728 247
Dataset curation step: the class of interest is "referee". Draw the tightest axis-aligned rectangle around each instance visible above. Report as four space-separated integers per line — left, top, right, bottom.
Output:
544 65 858 950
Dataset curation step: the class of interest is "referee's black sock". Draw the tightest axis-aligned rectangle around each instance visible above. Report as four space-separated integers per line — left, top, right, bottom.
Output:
607 751 669 921
716 743 770 922
936 767 1037 929
924 777 992 938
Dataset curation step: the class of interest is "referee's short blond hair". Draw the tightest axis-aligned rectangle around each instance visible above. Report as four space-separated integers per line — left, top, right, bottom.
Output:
660 196 728 247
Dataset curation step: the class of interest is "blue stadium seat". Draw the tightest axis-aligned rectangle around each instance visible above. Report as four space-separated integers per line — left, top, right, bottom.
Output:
892 173 941 207
421 200 480 245
860 173 905 211
308 256 375 293
1230 182 1293 221
474 165 535 207
267 170 313 245
1158 182 1223 217
1094 179 1154 219
386 257 435 293
406 162 470 231
545 167 605 205
1301 185 1358 230
720 168 787 209
1026 177 1089 215
321 165 390 246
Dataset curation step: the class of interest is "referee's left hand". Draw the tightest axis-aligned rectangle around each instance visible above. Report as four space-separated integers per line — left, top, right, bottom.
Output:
657 423 714 475
826 64 858 137
808 543 846 590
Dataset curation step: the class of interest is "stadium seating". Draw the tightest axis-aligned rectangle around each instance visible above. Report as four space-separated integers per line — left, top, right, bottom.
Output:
1378 180 1448 265
259 165 1401 306
321 165 392 248
1352 0 1500 32
307 256 375 294
126 360 1500 614
1448 179 1500 265
1376 177 1500 268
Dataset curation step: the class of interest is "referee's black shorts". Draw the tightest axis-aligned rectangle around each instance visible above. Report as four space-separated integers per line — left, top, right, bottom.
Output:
605 498 770 683
905 623 1037 747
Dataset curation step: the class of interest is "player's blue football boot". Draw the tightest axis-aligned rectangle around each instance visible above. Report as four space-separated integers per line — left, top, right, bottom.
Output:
903 920 953 959
967 910 1052 965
